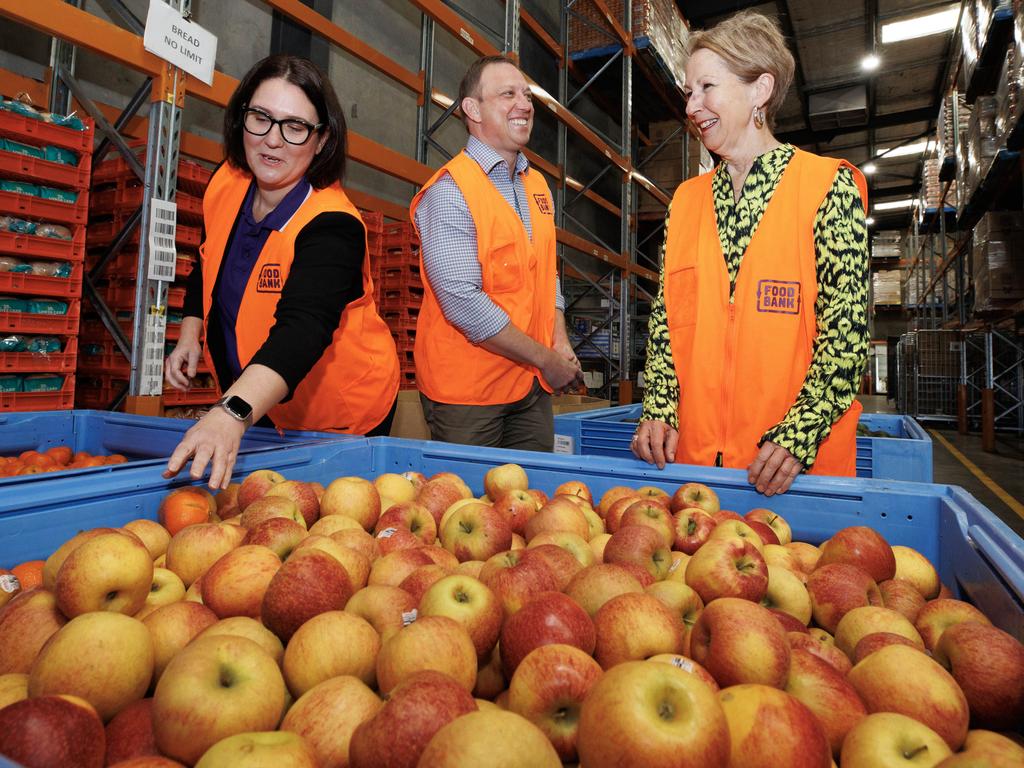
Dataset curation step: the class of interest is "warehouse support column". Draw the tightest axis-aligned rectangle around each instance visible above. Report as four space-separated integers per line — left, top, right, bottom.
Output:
126 0 186 415
958 339 968 434
982 331 995 452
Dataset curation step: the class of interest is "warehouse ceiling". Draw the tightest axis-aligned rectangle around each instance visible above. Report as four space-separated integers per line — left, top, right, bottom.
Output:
677 0 961 225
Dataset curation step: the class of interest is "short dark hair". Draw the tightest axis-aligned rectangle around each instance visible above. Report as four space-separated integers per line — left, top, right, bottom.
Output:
223 54 346 189
457 54 520 128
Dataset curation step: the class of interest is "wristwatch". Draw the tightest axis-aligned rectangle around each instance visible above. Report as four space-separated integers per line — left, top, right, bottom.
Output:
214 395 254 427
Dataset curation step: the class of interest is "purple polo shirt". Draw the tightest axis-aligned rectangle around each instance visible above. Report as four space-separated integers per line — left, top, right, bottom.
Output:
215 178 311 381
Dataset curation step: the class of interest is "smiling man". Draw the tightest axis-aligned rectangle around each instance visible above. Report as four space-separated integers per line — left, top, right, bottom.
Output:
410 55 582 451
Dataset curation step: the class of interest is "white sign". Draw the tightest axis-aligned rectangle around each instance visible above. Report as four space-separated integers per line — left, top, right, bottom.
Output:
143 1 218 86
553 434 573 454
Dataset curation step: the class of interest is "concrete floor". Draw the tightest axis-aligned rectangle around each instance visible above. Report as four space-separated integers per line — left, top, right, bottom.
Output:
858 396 1024 539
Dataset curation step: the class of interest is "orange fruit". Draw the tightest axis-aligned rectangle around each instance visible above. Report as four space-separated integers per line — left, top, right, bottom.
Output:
159 489 211 535
11 560 44 590
22 454 56 470
73 451 92 463
16 466 44 475
81 456 105 468
18 450 41 462
105 454 128 465
44 445 73 466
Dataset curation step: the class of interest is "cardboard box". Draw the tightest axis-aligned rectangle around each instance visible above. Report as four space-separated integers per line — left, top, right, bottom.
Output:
551 395 612 414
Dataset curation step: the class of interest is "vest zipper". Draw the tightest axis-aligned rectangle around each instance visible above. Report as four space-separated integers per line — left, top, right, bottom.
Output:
720 303 737 464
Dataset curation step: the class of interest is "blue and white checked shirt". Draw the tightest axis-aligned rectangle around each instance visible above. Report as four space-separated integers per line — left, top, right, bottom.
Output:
414 136 564 344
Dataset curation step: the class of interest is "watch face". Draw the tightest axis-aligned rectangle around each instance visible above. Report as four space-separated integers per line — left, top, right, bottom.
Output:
223 395 253 420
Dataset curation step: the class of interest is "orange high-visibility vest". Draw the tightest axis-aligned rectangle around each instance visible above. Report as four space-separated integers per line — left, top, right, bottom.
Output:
411 151 557 405
199 164 399 434
663 148 867 476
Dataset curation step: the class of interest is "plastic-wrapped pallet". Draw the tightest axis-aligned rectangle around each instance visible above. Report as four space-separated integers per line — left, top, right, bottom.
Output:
870 231 903 260
569 0 690 88
973 211 1024 312
872 270 902 306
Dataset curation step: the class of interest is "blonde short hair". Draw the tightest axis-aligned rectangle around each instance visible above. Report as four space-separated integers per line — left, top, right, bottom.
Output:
688 11 795 130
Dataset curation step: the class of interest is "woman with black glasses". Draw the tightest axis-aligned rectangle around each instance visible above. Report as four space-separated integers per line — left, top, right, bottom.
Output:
164 54 399 489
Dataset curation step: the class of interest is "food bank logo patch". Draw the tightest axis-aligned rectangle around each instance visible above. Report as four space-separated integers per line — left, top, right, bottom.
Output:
757 280 800 314
256 264 283 293
533 193 553 215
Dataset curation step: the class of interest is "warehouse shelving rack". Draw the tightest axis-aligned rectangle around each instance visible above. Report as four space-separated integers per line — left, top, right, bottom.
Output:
0 0 692 408
898 1 1024 448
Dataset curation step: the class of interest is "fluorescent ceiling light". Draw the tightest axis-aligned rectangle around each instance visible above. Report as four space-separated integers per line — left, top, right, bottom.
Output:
874 198 915 211
881 6 959 44
861 54 881 71
865 216 876 226
876 141 928 159
862 163 877 174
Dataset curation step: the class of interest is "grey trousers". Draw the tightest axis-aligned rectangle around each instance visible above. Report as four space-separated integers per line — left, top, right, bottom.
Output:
420 379 554 452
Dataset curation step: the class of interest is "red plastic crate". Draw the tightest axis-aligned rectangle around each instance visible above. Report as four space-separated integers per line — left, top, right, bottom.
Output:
102 282 186 311
79 317 182 344
87 250 193 280
0 337 77 374
383 222 419 250
399 368 416 390
75 375 127 410
87 218 201 249
0 260 83 299
0 226 84 262
0 189 88 225
0 299 79 335
90 184 203 226
163 383 219 406
0 374 74 412
360 210 384 235
379 247 420 270
79 341 209 378
0 110 94 154
92 156 211 197
0 149 91 191
74 376 126 411
384 314 418 334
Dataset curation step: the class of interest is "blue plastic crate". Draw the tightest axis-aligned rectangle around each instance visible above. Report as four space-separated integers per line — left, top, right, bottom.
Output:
0 437 1020 641
0 410 351 484
554 404 933 482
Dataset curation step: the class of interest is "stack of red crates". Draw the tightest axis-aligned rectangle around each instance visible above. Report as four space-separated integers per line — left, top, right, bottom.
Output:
78 145 216 410
0 106 92 411
375 221 422 389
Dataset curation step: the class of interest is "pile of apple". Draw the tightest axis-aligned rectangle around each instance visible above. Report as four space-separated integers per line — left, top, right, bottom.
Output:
0 464 1022 768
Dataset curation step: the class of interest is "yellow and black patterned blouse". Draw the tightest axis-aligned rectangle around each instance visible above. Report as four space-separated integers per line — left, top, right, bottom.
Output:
640 144 869 469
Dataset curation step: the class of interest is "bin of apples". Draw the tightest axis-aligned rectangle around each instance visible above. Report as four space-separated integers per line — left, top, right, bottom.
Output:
0 463 1022 768
0 447 127 476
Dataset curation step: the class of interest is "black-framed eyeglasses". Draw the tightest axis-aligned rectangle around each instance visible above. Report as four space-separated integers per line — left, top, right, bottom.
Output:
242 106 323 146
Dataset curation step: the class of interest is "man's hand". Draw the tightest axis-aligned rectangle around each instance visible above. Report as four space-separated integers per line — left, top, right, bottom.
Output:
631 419 678 469
747 441 803 496
541 347 583 391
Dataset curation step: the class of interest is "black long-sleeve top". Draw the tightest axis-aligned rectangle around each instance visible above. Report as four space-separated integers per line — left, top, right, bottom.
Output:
183 211 366 400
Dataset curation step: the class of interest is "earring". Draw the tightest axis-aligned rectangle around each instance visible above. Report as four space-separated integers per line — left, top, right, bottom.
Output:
753 106 766 130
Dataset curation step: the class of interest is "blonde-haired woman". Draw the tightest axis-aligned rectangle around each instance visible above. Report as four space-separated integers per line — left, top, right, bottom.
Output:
632 10 869 496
